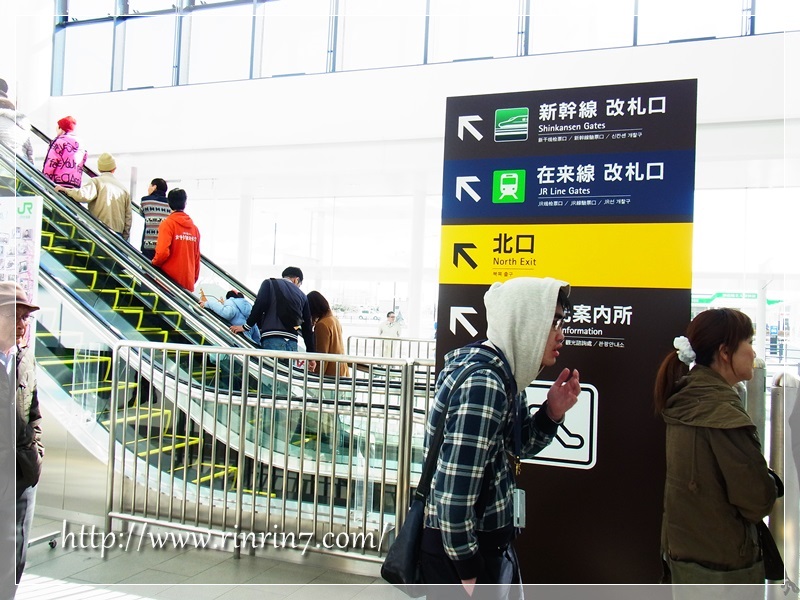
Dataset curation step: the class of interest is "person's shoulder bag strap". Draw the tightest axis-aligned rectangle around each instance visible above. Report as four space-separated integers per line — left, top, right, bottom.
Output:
414 361 507 503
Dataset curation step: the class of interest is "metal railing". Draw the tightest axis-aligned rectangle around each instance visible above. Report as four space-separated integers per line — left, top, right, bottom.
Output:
770 371 800 586
105 340 436 564
346 335 436 361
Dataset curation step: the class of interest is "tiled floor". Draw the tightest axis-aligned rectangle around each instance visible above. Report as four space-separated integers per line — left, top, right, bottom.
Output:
17 516 398 600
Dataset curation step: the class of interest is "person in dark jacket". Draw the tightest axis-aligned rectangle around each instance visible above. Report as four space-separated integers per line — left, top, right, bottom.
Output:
230 267 316 366
654 308 780 583
0 283 42 584
139 177 170 260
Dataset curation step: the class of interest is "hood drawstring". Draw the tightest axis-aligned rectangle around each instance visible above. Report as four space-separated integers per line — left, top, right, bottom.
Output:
687 426 699 493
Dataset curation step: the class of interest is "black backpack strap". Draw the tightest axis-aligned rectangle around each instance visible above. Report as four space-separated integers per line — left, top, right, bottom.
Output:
415 361 508 503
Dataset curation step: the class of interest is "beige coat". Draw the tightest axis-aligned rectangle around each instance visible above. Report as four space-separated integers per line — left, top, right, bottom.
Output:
63 172 132 240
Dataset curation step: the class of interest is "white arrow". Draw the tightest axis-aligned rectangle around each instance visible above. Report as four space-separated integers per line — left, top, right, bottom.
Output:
458 115 483 141
456 176 480 202
450 306 478 337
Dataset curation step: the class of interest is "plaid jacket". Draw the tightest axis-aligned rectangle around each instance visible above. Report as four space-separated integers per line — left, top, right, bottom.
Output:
423 343 558 576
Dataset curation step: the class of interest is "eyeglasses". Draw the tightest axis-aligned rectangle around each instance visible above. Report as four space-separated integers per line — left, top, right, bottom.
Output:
1 311 34 323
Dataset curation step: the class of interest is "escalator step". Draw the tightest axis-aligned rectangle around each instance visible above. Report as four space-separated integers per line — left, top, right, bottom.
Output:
69 381 134 396
64 266 98 289
101 407 172 428
38 356 113 380
136 436 201 458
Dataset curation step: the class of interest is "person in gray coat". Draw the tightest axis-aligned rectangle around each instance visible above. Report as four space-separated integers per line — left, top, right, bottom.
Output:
0 97 33 164
0 282 42 583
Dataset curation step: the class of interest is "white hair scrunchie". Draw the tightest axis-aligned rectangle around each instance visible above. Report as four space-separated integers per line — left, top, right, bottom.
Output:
673 336 696 366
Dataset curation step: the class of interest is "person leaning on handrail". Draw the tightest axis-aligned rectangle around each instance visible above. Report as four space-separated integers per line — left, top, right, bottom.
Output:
200 289 260 344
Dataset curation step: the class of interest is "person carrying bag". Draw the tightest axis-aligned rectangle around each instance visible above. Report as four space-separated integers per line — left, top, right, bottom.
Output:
382 277 581 599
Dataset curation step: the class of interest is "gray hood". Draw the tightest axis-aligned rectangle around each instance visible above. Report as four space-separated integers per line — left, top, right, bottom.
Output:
484 277 569 393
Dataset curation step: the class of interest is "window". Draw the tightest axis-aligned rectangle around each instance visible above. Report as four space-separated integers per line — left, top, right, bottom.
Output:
127 0 175 13
123 14 176 90
258 0 329 77
187 4 253 84
427 0 519 63
754 0 800 33
636 0 743 44
62 22 115 94
338 0 427 71
529 0 634 54
66 0 115 21
693 188 797 275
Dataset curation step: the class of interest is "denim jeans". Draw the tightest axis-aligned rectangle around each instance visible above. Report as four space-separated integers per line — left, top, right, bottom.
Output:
16 485 36 583
260 336 298 352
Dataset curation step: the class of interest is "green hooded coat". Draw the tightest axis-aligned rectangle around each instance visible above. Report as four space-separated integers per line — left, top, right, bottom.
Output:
661 365 777 580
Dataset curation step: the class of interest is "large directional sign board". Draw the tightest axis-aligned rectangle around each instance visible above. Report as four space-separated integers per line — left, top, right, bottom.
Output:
436 80 696 583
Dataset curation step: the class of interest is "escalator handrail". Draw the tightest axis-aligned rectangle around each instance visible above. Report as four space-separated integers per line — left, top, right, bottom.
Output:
30 124 256 303
8 143 399 414
3 141 250 350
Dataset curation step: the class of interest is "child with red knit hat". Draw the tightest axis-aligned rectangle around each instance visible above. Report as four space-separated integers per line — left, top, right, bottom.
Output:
42 115 87 188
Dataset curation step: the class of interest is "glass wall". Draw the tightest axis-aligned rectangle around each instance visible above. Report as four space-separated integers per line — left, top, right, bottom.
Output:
528 0 635 54
122 14 175 90
186 4 254 85
258 0 330 77
636 0 743 44
337 0 427 71
427 0 519 63
61 21 114 95
52 0 799 95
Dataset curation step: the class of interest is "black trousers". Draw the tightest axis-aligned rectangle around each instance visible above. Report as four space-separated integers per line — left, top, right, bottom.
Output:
419 527 523 600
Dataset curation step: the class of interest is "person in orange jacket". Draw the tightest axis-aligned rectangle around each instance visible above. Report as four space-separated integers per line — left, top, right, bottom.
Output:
151 188 201 292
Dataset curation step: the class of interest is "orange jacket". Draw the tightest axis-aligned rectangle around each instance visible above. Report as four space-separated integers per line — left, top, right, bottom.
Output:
152 211 201 292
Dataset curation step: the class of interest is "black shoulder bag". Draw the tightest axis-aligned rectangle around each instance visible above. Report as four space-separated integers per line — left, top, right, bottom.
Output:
380 361 507 597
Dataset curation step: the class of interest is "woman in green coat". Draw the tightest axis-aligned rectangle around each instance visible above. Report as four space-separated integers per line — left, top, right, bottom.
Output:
654 308 780 583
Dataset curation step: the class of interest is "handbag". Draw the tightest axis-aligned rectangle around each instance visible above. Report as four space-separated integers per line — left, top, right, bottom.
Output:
380 361 506 597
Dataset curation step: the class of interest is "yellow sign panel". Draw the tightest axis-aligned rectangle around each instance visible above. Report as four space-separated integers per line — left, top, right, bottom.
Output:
439 222 692 288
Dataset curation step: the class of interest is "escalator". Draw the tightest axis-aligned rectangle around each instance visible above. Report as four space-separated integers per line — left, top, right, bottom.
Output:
2 138 431 550
1 139 296 465
0 139 418 510
29 124 258 307
3 138 260 378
